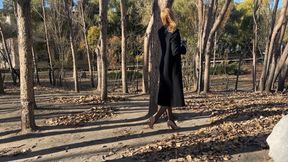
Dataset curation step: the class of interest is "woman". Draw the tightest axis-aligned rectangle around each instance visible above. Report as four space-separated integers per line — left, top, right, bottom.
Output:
148 8 186 130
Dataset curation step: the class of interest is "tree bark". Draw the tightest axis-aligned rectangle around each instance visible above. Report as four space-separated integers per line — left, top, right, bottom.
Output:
31 45 40 85
272 43 288 86
262 1 288 92
196 0 204 94
277 54 288 92
212 32 217 68
235 49 243 91
80 0 94 88
202 0 232 94
16 0 37 133
0 71 4 94
0 23 18 85
120 0 128 94
148 0 161 115
42 0 55 86
266 24 286 91
96 43 102 92
99 0 109 100
65 0 79 93
259 0 282 91
148 0 174 115
252 0 260 91
142 17 153 94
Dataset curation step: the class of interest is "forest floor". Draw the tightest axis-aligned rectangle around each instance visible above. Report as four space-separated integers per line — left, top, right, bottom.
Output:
0 76 286 162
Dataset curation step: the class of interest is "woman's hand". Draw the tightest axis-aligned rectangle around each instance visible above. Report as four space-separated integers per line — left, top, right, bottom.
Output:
181 39 187 48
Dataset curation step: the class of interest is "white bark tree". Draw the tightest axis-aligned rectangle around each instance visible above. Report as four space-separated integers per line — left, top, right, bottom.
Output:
120 0 128 94
65 0 79 92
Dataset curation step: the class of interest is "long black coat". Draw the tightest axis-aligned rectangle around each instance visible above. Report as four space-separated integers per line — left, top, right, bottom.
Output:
157 26 186 107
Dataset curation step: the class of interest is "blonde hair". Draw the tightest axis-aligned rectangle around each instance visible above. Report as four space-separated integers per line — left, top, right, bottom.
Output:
160 8 177 32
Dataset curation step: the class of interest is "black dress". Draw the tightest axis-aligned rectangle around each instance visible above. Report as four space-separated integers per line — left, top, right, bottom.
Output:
157 26 186 107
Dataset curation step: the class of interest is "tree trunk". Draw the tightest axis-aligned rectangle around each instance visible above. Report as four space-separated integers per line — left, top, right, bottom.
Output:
277 56 288 92
65 0 79 93
212 32 217 68
203 0 232 94
142 17 153 94
0 24 18 85
99 0 109 100
120 0 128 94
272 44 288 86
16 0 37 133
259 0 286 92
235 50 243 91
96 46 102 92
80 0 94 88
264 2 288 92
197 0 231 94
266 28 286 92
252 0 259 92
259 0 279 91
148 5 160 115
148 0 174 115
196 0 203 94
265 54 277 92
42 0 55 86
203 49 210 93
31 46 40 85
0 71 4 94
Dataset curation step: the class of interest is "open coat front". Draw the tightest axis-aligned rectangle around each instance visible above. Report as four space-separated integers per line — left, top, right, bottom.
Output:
157 26 186 107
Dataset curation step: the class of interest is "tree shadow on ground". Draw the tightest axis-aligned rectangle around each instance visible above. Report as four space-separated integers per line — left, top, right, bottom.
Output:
0 108 211 145
0 129 20 137
0 111 85 124
211 102 287 124
0 123 211 161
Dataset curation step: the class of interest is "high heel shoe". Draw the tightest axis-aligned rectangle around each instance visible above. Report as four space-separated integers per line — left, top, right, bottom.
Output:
148 116 155 129
167 120 179 130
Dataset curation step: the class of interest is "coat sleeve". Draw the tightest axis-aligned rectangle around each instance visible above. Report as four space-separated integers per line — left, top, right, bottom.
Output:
171 30 187 56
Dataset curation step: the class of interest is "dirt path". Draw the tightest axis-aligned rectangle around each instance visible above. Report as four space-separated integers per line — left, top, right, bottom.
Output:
0 89 271 162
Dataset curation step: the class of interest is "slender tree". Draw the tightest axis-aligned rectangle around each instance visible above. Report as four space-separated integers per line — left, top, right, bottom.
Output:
0 23 18 85
252 0 260 91
65 0 79 92
196 0 204 93
142 17 153 94
96 38 102 92
277 48 288 91
0 71 4 94
99 0 109 100
203 0 232 94
31 45 40 85
80 0 95 88
16 0 37 133
259 0 280 91
42 0 55 86
259 0 288 92
120 0 128 94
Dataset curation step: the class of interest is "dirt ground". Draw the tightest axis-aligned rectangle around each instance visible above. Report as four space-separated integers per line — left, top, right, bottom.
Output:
0 78 278 162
